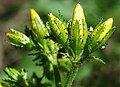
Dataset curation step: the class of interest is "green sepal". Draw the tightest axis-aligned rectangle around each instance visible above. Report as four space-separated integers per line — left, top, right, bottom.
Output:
6 41 21 47
58 54 72 72
92 56 106 64
58 10 64 23
33 39 59 66
43 39 59 65
93 18 103 33
81 20 88 51
70 20 82 58
90 20 105 39
86 56 106 64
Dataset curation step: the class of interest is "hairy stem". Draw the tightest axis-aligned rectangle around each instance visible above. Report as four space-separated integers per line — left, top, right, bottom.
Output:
64 63 80 87
53 65 62 87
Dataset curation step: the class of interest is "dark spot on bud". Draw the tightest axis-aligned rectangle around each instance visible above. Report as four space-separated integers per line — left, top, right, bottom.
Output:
88 35 91 38
83 23 85 26
97 41 100 43
82 40 83 42
80 37 82 40
58 32 61 36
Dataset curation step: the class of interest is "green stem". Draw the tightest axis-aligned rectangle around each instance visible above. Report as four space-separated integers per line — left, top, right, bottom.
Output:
53 65 62 87
64 63 80 87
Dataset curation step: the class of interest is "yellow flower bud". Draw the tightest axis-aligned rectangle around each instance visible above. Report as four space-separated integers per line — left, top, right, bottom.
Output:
30 9 49 39
48 13 68 45
6 29 31 47
97 18 113 42
86 18 114 53
70 3 88 59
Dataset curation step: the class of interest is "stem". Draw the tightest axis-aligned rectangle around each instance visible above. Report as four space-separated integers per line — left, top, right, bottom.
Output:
53 65 62 87
64 63 80 87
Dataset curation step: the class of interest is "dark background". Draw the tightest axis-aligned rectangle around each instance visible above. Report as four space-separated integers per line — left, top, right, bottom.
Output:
0 0 120 87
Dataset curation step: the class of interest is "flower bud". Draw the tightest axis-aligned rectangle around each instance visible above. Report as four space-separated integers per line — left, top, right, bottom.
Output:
30 9 49 39
86 18 115 53
70 3 88 59
6 28 31 47
5 67 20 80
48 13 68 45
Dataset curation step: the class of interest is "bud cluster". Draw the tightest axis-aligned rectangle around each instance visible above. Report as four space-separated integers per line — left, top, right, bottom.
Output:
6 3 115 65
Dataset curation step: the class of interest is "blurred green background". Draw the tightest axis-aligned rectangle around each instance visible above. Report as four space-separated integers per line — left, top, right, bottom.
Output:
0 0 120 87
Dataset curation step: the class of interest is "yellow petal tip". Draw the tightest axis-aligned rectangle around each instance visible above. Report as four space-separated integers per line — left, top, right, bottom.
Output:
30 8 39 20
